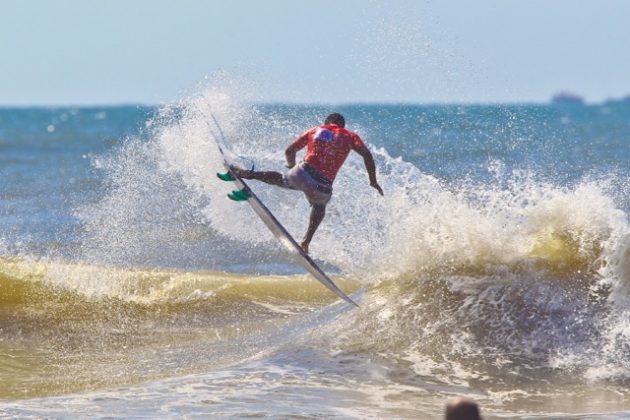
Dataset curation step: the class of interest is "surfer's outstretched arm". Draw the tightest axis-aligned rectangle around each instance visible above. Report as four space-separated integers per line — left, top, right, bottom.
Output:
285 142 302 169
356 146 384 196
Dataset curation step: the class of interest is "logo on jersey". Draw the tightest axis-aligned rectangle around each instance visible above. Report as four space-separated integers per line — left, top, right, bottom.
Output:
314 127 334 142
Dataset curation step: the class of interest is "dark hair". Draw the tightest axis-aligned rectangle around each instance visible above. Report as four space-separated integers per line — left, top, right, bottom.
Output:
324 113 345 128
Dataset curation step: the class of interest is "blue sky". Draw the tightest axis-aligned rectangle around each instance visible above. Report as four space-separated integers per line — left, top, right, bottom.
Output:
1 0 629 105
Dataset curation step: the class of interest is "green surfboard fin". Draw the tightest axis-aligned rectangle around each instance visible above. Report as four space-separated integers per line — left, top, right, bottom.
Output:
217 171 236 181
227 188 250 202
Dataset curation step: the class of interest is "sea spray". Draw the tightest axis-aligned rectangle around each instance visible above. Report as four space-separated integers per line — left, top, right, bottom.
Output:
65 86 630 295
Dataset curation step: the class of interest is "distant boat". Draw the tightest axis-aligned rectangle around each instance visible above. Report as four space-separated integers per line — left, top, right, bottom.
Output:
551 92 585 105
604 95 630 105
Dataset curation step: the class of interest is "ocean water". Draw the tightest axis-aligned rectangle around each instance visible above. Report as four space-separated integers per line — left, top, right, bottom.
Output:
1 89 629 418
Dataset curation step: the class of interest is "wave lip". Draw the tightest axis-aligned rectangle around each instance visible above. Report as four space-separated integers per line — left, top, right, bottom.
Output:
0 257 360 307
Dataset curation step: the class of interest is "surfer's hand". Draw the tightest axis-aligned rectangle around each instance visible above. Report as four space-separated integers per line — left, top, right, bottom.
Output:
371 181 384 196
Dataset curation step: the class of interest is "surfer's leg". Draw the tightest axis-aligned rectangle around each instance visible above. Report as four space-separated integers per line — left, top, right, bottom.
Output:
246 171 285 187
230 166 286 188
300 204 326 254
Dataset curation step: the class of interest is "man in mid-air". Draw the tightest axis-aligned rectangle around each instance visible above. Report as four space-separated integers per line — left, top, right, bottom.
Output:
230 112 383 254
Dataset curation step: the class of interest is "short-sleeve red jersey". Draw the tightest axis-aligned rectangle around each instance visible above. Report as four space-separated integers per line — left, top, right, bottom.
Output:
291 125 366 182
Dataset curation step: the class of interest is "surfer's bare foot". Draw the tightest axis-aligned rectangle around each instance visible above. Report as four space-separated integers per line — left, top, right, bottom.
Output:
299 240 309 254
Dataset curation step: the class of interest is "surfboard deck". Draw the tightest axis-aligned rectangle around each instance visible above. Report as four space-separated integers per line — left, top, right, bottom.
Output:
219 158 358 307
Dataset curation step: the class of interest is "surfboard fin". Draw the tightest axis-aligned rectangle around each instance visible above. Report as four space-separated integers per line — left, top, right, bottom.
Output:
227 189 250 201
217 171 236 181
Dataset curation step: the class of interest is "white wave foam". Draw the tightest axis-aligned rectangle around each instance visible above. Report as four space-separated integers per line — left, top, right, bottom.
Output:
71 79 630 309
192 92 629 289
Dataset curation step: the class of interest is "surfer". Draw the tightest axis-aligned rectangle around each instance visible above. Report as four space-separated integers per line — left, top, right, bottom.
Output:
230 112 383 253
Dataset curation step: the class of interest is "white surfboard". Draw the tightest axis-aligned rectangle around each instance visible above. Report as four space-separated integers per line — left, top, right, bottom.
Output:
219 155 358 307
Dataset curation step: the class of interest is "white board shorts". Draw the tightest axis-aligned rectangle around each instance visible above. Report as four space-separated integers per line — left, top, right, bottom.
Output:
283 163 332 206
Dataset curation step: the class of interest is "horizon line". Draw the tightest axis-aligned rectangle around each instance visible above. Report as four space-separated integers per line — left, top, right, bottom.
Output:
0 99 617 109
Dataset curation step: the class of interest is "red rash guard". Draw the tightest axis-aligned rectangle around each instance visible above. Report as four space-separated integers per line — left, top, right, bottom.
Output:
291 125 367 182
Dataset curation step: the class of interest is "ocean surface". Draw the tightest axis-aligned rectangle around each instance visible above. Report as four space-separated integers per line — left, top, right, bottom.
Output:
1 90 630 418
